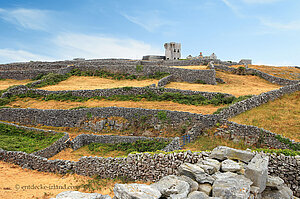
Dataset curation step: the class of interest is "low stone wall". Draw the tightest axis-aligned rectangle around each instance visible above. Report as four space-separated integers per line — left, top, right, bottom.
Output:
215 121 297 149
0 121 69 159
157 75 173 87
70 134 177 151
1 85 233 100
1 147 298 196
217 83 300 119
268 153 300 197
214 64 300 86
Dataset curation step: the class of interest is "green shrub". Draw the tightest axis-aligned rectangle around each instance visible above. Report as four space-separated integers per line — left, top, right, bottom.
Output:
0 123 64 153
275 135 300 151
88 139 169 155
254 148 300 156
195 80 207 84
136 65 143 73
156 111 168 121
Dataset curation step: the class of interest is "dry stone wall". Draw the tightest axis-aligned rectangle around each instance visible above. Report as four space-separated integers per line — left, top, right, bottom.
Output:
1 84 233 100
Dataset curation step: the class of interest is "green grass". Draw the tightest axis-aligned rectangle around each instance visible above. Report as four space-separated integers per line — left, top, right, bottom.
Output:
0 123 64 153
88 139 170 156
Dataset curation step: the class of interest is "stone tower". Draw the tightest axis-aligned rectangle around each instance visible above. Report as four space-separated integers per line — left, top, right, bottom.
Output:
164 42 181 60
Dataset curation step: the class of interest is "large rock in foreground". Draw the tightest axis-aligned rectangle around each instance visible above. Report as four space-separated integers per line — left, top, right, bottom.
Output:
212 175 253 199
245 154 269 193
210 146 254 162
114 183 161 199
52 191 111 199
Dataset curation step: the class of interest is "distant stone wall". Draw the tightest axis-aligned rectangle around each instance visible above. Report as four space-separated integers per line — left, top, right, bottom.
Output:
157 75 174 87
214 64 300 86
70 134 177 151
0 59 217 84
1 85 233 100
217 83 300 119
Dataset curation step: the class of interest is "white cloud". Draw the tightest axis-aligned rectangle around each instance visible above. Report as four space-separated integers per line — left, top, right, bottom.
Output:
259 18 300 30
122 10 173 32
221 0 244 17
0 49 53 63
242 0 282 4
0 8 51 31
53 33 163 60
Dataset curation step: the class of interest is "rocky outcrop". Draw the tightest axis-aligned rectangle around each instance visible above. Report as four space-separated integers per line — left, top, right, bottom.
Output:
51 191 111 199
111 146 295 199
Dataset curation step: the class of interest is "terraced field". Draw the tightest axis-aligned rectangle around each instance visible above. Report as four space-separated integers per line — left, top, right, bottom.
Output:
41 76 159 91
166 71 281 96
230 91 300 142
0 79 32 90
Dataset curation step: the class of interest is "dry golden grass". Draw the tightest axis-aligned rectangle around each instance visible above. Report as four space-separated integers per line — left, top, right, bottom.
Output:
0 161 125 199
41 76 159 91
231 65 300 80
8 97 225 115
183 129 250 151
169 65 209 70
166 71 281 97
49 147 127 161
230 91 300 142
0 79 32 90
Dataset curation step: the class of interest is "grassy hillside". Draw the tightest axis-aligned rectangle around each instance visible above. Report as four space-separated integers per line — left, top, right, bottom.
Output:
0 79 32 90
166 71 281 96
230 91 300 142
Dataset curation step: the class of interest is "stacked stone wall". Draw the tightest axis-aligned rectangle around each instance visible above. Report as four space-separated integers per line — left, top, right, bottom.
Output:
157 75 174 87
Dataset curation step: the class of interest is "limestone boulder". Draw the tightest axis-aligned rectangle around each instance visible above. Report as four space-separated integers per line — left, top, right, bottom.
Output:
266 176 285 190
53 191 111 199
221 159 242 172
245 154 269 193
178 175 198 192
199 158 221 173
198 183 212 196
261 186 293 199
187 191 209 199
114 183 161 199
178 163 215 184
151 175 190 199
210 146 254 163
212 175 253 199
212 171 238 180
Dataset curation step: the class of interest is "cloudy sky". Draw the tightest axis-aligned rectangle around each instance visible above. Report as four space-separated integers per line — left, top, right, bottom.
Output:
0 0 299 65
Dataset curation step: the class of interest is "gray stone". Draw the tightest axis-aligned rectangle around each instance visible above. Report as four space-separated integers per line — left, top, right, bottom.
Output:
113 183 161 199
261 186 293 199
178 175 198 192
245 154 269 193
188 191 209 199
53 191 111 199
212 175 253 199
221 159 241 172
266 176 285 189
151 175 190 199
199 158 221 173
210 146 255 163
178 163 215 184
198 183 212 196
212 171 238 180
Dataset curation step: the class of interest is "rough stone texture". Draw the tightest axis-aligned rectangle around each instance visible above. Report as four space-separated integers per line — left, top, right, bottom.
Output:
266 175 285 189
245 154 269 193
151 175 190 199
221 159 242 172
212 175 253 199
262 186 293 199
178 175 199 192
113 183 161 199
52 191 111 199
157 74 174 87
210 146 255 163
178 163 215 184
187 191 209 199
198 183 212 196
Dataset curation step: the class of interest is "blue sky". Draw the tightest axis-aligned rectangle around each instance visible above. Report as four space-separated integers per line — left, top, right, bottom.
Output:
0 0 299 65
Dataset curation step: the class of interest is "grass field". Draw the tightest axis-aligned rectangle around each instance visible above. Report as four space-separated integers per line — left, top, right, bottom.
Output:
0 123 64 153
40 76 159 91
230 65 300 80
230 91 300 142
169 65 208 70
166 71 281 97
0 79 32 90
7 97 225 114
0 161 142 199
